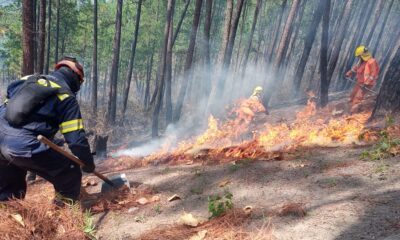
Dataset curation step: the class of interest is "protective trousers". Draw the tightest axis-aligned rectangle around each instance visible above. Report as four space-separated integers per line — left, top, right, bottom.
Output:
0 141 82 201
349 84 371 113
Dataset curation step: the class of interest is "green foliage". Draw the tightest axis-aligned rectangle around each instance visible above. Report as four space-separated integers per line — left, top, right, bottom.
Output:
360 130 400 161
375 163 389 174
134 214 146 223
83 210 97 239
228 162 241 172
228 159 252 172
153 204 162 214
386 116 395 126
207 190 233 218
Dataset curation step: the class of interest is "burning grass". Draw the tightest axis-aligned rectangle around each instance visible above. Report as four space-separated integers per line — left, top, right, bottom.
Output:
108 97 377 170
0 197 87 240
138 209 274 240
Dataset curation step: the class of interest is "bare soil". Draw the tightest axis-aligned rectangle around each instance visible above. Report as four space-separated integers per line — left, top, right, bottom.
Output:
86 146 400 240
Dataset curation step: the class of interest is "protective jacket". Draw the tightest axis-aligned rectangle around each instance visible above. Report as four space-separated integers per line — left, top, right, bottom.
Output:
350 58 380 87
348 57 380 109
0 71 94 169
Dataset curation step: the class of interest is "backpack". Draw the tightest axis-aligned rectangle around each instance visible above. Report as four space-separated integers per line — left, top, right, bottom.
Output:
5 75 72 127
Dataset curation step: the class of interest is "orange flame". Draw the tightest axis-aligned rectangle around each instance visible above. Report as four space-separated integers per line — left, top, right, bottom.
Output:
136 95 372 165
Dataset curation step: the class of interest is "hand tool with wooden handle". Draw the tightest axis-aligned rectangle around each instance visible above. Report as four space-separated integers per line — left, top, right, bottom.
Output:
344 77 378 94
37 135 115 187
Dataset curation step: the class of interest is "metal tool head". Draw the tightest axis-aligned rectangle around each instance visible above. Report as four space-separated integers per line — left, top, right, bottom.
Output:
100 173 130 193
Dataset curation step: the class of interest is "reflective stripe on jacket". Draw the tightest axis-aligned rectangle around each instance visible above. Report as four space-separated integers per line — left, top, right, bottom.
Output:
0 71 93 167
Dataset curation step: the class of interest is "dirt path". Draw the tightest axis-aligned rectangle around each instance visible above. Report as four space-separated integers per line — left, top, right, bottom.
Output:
90 146 400 239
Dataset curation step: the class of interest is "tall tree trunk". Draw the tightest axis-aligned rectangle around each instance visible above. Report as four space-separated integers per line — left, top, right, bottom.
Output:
377 28 400 86
54 0 60 63
292 0 326 94
332 0 363 91
173 0 203 122
208 0 245 112
272 0 300 72
326 0 353 85
333 0 373 80
60 24 67 56
144 53 153 109
152 0 175 137
241 0 261 76
121 0 143 119
201 0 213 103
217 0 233 67
107 0 123 125
319 0 330 108
165 14 174 124
281 0 306 83
36 0 45 73
335 0 368 91
233 0 248 73
22 0 35 75
285 0 306 60
263 0 300 106
91 0 98 115
102 65 110 106
371 0 395 55
172 0 191 46
266 0 287 63
44 0 51 74
365 0 385 45
33 0 37 72
371 44 400 118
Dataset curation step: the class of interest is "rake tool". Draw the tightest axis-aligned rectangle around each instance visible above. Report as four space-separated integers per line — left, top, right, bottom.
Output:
344 77 378 94
37 135 130 193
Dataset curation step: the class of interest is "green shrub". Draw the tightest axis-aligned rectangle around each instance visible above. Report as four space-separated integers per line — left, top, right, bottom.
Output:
208 191 233 218
360 130 400 161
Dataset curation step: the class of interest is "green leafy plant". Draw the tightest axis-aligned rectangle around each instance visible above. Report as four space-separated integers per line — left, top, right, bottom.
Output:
228 162 241 172
83 210 96 239
208 191 233 218
360 130 400 161
153 204 162 214
134 215 146 223
375 163 389 174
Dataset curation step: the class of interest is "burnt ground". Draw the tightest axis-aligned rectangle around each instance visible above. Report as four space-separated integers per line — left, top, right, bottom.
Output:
18 95 399 239
84 146 400 240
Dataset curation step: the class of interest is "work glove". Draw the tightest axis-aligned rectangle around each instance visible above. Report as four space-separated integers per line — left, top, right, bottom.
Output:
82 162 95 173
53 138 65 147
70 145 95 173
345 70 352 78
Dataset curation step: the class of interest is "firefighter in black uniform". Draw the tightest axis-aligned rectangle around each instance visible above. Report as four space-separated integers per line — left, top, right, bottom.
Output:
0 57 95 202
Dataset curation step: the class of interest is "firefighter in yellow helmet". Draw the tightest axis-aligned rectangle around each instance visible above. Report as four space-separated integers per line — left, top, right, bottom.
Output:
235 86 267 125
345 45 380 113
249 86 263 101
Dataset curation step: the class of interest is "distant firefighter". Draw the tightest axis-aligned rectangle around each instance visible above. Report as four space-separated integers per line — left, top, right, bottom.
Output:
234 86 267 125
345 45 380 113
249 86 264 101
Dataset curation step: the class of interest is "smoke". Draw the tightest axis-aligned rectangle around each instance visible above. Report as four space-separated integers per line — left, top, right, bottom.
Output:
113 137 165 157
112 119 205 158
115 61 280 158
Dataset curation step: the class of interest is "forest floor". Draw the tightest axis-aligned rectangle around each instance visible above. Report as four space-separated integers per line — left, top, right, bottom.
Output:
90 147 400 240
24 144 400 240
9 95 400 240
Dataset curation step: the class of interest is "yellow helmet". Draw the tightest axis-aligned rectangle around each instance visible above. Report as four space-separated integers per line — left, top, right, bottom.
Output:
355 45 372 61
355 45 367 57
254 86 263 94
